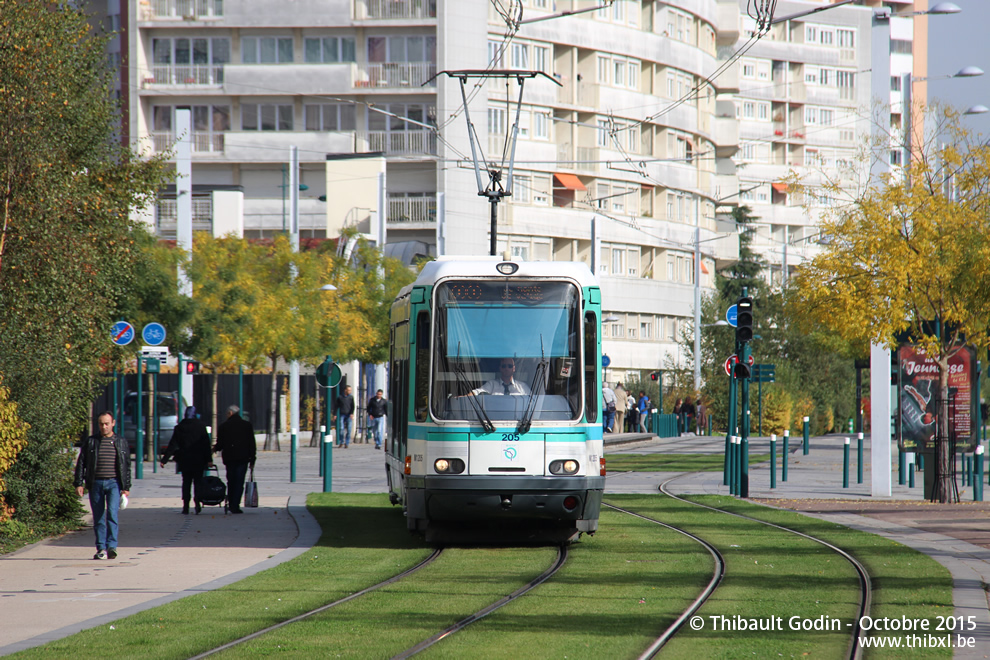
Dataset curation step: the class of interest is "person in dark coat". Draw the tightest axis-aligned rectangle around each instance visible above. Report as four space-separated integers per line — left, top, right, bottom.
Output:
161 406 213 514
75 411 131 560
214 404 256 514
332 385 355 448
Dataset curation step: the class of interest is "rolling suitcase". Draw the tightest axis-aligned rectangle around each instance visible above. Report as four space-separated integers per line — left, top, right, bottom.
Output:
198 465 227 513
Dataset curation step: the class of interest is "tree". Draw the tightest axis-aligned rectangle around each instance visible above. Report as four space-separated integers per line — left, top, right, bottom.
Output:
186 234 263 432
0 2 168 528
792 110 990 502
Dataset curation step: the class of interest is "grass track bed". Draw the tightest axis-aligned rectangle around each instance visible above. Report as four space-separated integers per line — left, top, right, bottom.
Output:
606 453 770 473
12 493 953 659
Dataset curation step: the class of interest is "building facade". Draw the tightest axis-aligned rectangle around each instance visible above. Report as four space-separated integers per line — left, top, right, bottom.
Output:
94 0 771 389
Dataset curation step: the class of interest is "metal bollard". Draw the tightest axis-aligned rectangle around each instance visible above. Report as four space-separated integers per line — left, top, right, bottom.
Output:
898 446 906 485
842 437 850 489
909 463 915 489
975 446 984 502
802 417 810 455
723 434 731 486
290 428 297 483
741 433 749 498
782 430 789 482
731 436 739 495
857 432 864 484
770 434 777 489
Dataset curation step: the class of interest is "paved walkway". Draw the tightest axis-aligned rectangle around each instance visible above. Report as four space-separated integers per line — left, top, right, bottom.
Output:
1 432 988 658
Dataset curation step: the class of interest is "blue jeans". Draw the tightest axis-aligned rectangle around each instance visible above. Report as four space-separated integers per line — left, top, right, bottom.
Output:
603 409 615 432
370 416 386 448
90 478 121 551
337 414 352 446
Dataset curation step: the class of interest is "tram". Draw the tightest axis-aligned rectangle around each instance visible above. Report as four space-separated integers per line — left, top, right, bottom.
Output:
385 257 606 543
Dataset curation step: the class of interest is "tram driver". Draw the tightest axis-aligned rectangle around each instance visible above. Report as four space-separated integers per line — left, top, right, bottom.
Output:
471 357 531 396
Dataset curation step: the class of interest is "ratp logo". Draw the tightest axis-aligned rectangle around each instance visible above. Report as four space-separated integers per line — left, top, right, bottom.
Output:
503 446 517 461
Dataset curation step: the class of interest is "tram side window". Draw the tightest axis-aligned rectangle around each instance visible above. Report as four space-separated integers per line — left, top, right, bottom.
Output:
414 311 430 422
584 311 598 423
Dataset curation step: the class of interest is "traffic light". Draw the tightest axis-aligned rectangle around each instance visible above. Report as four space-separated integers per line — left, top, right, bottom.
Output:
733 362 751 379
185 361 200 375
650 372 659 381
735 296 754 344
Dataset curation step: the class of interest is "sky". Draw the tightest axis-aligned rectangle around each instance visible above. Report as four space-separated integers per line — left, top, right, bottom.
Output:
926 0 990 137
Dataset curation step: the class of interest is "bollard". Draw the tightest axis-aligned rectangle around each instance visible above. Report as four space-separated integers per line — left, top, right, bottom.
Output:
290 428 297 483
730 436 739 495
319 425 326 477
964 454 970 487
770 434 777 489
909 463 915 489
802 417 810 455
898 447 906 485
723 434 731 486
857 432 864 484
323 433 332 492
919 453 925 471
975 446 984 502
842 437 850 489
782 430 789 482
728 436 736 494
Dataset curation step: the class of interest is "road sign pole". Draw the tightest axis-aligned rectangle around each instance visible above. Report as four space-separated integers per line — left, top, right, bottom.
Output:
152 370 158 473
758 376 763 436
739 344 751 498
177 355 185 422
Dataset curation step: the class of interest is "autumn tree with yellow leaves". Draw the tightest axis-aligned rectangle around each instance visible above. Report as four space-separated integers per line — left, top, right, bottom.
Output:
792 110 990 502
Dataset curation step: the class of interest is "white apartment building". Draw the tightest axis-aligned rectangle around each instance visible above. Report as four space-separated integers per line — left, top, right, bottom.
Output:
731 0 929 287
95 0 749 386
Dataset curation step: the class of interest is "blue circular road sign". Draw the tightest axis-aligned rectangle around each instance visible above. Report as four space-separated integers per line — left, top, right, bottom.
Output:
726 304 738 328
111 321 135 346
142 322 167 346
602 354 611 368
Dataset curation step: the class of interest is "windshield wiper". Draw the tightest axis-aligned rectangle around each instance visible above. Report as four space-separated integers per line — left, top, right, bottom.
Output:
453 353 495 434
517 339 548 434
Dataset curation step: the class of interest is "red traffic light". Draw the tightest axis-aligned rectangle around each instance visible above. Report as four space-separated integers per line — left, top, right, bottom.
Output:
185 361 200 375
650 372 659 381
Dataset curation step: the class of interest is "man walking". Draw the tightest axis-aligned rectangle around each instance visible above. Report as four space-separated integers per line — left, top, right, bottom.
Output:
367 389 388 450
75 411 131 560
214 405 256 514
333 385 355 448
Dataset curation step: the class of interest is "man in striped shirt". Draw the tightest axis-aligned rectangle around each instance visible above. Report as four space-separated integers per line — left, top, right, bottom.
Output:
75 411 131 560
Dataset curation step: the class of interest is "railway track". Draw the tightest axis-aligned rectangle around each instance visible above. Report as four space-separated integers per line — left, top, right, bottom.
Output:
650 474 874 660
189 548 444 659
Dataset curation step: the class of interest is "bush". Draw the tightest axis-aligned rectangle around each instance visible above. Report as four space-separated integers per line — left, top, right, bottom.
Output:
760 387 793 436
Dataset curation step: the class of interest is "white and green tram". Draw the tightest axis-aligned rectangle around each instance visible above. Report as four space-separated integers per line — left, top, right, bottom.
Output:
386 257 606 543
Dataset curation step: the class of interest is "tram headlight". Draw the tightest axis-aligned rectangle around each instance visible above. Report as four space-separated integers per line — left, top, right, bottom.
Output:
433 458 465 474
549 459 580 475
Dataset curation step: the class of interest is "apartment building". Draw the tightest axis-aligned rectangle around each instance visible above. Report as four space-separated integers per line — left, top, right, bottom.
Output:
731 0 929 287
95 0 745 385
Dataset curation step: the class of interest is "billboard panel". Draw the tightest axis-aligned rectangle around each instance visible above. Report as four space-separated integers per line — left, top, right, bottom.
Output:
896 344 977 452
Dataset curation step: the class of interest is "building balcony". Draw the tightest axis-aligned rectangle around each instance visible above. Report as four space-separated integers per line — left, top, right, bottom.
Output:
149 130 225 154
143 64 224 87
357 0 437 20
357 130 437 156
356 62 437 89
142 0 223 20
388 195 437 224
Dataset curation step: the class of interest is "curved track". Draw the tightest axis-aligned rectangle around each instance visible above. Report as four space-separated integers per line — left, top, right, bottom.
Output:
602 502 725 660
188 548 444 659
656 474 873 660
390 545 568 659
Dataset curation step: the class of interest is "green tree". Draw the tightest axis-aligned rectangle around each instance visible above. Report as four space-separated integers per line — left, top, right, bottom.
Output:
0 2 168 529
792 111 990 502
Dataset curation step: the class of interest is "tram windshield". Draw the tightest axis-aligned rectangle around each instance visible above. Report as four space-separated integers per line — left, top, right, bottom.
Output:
432 280 583 423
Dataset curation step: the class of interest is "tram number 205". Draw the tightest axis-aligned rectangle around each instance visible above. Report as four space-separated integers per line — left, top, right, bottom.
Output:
501 433 520 442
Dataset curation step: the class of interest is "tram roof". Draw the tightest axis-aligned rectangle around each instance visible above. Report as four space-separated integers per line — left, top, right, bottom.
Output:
410 257 599 289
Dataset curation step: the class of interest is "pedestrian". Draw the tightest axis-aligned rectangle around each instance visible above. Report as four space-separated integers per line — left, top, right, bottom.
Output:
160 405 212 514
367 388 388 450
602 382 617 433
333 385 355 448
613 382 627 434
682 397 697 433
637 391 649 433
214 404 256 514
626 393 638 432
74 411 130 560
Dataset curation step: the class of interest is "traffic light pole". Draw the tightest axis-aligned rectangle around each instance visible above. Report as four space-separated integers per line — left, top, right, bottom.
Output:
739 342 752 498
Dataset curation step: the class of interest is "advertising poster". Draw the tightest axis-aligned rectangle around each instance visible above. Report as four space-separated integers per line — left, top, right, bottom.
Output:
896 344 977 452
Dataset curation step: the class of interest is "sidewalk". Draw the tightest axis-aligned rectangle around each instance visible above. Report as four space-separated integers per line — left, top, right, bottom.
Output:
0 434 383 655
2 432 988 657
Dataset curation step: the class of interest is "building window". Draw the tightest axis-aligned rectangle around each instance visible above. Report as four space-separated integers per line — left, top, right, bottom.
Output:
488 107 506 135
242 37 294 64
533 111 549 139
304 37 356 63
640 320 652 340
304 104 356 131
242 104 294 131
